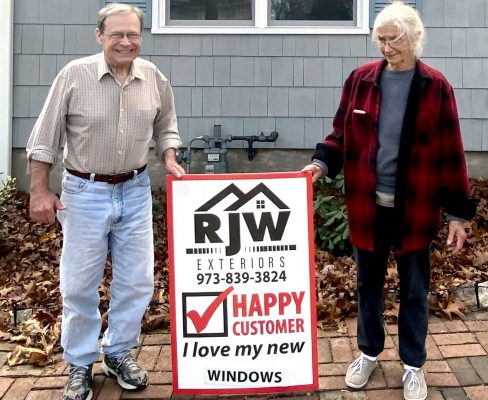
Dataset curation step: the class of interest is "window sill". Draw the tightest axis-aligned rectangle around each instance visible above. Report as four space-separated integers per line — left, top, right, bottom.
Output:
151 26 370 35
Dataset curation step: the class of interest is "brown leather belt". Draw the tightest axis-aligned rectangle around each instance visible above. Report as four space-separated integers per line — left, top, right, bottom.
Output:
66 165 146 184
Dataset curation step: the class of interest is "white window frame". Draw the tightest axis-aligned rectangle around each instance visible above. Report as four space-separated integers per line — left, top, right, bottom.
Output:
152 0 370 34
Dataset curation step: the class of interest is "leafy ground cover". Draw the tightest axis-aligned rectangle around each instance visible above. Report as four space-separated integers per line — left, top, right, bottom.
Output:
0 179 486 366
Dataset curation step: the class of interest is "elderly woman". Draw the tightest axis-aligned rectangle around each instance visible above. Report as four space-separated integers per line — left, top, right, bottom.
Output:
303 2 475 400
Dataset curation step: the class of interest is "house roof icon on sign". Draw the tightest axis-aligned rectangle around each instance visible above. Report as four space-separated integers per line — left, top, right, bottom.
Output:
195 183 290 212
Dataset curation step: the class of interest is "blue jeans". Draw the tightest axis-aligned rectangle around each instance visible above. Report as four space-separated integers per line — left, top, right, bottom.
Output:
354 205 431 368
57 169 154 366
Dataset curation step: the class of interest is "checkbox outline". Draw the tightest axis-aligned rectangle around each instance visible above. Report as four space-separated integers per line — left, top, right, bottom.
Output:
182 291 229 338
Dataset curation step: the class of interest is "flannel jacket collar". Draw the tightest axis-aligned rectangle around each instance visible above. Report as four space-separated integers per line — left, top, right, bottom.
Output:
361 59 434 86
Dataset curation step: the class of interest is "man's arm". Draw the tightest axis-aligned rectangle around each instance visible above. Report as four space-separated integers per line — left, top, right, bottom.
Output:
29 160 65 224
153 71 183 161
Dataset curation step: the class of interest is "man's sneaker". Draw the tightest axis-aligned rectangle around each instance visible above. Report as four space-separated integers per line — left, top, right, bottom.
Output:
62 364 93 400
102 352 148 391
345 354 378 389
403 368 427 400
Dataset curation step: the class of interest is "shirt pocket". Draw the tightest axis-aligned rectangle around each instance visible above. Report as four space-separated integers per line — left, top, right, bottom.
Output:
132 109 158 142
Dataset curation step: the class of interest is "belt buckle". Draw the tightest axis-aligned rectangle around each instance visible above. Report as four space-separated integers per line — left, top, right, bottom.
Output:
107 175 114 184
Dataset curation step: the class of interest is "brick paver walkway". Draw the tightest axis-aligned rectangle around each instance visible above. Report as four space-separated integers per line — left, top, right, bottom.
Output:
0 312 487 399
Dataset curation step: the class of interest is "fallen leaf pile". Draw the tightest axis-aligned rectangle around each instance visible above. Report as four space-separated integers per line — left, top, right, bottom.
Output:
0 178 486 365
7 311 60 366
314 178 488 330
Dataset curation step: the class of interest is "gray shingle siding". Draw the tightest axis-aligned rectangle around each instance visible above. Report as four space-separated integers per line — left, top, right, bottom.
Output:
11 1 488 155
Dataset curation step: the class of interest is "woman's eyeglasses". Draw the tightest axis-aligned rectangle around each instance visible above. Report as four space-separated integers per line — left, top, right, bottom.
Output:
376 34 406 47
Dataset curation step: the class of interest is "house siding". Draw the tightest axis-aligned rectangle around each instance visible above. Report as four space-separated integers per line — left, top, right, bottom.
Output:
11 0 488 157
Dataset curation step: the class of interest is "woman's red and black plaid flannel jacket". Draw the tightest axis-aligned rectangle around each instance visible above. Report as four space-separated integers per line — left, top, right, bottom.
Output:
313 59 475 253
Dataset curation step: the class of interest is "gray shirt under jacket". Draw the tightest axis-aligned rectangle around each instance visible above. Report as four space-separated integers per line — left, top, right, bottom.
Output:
376 67 415 195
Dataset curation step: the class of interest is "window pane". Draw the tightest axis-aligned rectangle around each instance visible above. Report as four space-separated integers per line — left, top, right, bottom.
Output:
271 0 353 21
170 0 252 20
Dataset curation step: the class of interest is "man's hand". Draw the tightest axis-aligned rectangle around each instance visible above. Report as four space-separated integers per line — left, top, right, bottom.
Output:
30 189 65 224
301 164 323 183
29 160 65 224
164 148 185 178
447 220 467 253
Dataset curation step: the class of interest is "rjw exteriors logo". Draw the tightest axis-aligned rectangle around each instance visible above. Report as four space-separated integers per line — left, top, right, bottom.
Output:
186 182 295 257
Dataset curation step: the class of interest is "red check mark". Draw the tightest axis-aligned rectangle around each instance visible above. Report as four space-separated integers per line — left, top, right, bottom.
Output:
186 286 234 334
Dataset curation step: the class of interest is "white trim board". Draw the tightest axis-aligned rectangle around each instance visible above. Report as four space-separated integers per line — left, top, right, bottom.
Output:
0 0 13 180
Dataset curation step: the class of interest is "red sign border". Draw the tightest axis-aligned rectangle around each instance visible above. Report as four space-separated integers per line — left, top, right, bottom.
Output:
167 172 318 395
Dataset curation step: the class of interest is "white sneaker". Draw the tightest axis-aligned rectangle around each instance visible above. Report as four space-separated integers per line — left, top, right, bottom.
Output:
345 354 378 389
402 368 427 400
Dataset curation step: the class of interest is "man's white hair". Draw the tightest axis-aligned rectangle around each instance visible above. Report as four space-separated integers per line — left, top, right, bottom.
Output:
97 2 144 33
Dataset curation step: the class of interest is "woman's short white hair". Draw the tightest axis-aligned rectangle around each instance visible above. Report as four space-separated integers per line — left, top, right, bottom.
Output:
372 1 425 59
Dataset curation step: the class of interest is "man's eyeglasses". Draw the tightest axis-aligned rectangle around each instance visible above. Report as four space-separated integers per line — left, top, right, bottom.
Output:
102 31 142 41
376 35 406 47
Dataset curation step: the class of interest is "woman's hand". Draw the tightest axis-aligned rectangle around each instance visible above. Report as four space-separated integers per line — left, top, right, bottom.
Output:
301 164 323 183
447 220 467 253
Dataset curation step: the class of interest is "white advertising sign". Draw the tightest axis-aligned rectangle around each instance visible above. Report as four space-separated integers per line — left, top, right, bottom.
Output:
167 172 318 395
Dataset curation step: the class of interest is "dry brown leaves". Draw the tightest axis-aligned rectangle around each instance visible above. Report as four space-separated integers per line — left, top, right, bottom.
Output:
0 179 486 365
314 178 488 332
7 311 61 366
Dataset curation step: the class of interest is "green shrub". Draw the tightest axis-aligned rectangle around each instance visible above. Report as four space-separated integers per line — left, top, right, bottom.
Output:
313 174 350 254
0 175 19 214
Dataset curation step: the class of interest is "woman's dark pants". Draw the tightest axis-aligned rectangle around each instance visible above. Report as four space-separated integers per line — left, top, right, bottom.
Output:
354 205 431 368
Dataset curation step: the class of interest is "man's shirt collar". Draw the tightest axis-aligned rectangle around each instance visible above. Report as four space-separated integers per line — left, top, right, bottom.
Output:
97 52 146 82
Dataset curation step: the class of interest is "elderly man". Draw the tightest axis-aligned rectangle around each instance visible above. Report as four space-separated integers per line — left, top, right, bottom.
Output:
26 3 185 399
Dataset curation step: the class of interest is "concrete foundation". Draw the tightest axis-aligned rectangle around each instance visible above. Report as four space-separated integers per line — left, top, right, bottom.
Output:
10 148 488 194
